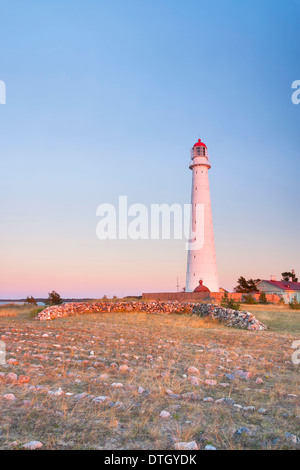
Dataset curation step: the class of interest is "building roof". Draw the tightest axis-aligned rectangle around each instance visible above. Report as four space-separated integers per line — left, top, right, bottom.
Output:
259 280 300 291
193 139 207 148
194 280 210 292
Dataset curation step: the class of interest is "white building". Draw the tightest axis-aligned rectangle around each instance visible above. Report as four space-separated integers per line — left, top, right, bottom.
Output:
257 279 300 303
186 139 219 292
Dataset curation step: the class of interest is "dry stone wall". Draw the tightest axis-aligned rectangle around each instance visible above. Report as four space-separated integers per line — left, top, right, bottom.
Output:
192 304 266 330
36 301 266 330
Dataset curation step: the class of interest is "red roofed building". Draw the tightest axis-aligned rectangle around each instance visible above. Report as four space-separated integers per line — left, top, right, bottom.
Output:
256 278 300 303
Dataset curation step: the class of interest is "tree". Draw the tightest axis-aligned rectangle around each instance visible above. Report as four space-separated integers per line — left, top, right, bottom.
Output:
234 276 260 293
258 292 268 304
281 271 298 283
25 295 37 305
46 291 63 306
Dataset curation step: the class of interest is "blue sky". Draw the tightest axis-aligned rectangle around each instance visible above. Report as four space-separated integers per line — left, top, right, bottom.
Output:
0 0 299 298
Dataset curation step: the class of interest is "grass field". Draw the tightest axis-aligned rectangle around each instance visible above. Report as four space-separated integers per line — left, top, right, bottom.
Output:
0 303 299 450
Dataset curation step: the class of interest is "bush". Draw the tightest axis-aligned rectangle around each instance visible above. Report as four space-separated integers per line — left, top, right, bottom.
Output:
31 307 45 315
242 294 257 304
220 293 240 311
289 297 300 310
258 292 268 304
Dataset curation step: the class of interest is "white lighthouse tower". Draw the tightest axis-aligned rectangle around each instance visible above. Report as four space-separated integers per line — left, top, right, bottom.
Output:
186 139 219 292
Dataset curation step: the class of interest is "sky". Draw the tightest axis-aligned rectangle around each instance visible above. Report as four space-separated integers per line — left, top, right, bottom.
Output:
0 0 299 298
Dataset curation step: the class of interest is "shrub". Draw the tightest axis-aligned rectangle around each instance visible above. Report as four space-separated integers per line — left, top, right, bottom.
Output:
242 294 257 304
289 297 300 310
258 292 268 304
31 307 45 315
220 293 240 311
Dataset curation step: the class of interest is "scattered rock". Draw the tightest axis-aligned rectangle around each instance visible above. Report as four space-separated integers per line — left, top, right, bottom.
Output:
244 406 255 412
285 432 299 444
22 441 43 450
205 379 217 386
174 441 198 450
92 396 110 403
225 373 236 381
2 393 17 401
99 373 109 380
5 373 18 384
48 388 63 396
216 397 235 405
189 376 201 385
159 410 171 419
233 404 243 411
235 427 252 436
235 370 252 380
73 393 88 400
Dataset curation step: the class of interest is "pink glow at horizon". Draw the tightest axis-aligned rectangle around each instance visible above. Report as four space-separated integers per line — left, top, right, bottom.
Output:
1 235 299 299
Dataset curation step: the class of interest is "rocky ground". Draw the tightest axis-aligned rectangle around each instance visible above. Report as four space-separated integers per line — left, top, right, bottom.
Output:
0 309 299 450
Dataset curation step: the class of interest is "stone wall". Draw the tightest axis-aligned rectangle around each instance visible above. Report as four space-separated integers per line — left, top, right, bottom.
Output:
192 304 266 330
36 301 194 321
36 300 266 330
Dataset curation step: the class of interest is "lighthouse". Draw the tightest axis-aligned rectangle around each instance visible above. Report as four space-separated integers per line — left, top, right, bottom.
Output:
186 139 219 292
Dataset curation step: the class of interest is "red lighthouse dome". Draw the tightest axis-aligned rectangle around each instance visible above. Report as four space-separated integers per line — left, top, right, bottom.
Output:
193 139 207 148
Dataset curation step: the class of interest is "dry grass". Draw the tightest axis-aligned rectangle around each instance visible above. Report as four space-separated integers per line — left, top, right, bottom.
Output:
0 305 299 450
246 307 300 335
0 304 34 318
